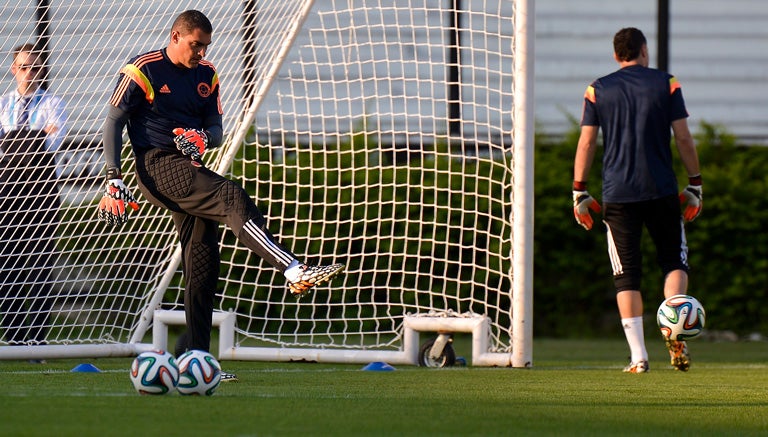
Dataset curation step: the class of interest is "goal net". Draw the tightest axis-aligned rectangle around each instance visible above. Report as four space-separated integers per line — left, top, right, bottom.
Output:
0 0 533 366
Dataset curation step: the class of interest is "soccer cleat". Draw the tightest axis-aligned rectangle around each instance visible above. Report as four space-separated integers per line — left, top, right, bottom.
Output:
666 339 690 371
220 370 239 382
287 263 345 297
623 360 649 374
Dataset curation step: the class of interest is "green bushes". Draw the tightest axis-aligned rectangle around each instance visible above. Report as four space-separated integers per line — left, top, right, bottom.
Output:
534 122 768 337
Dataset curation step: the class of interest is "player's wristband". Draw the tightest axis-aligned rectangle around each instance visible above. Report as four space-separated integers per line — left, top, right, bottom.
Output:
106 167 122 181
573 180 587 191
688 174 702 186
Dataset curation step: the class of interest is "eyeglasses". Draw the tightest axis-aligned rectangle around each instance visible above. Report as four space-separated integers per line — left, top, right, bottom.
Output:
15 64 43 71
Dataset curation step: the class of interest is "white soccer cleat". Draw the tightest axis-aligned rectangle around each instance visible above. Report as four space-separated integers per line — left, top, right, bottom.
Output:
287 263 345 297
220 370 239 383
665 339 690 371
623 360 649 374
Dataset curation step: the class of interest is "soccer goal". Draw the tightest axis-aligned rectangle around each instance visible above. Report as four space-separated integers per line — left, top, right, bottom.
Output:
0 0 533 367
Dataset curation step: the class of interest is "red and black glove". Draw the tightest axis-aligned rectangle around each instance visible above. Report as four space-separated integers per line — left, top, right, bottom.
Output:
572 181 601 231
679 174 702 222
172 128 208 160
97 167 139 226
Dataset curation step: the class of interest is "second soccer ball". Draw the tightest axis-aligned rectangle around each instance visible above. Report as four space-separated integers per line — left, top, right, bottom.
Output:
129 350 179 395
176 349 222 396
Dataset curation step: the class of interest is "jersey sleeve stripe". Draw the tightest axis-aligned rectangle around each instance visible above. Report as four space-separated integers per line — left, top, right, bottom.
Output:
108 75 133 107
584 85 596 103
108 51 164 107
211 72 219 94
120 64 155 103
669 77 681 94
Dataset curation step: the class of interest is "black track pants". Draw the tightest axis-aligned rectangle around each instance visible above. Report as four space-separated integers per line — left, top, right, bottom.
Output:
134 148 296 351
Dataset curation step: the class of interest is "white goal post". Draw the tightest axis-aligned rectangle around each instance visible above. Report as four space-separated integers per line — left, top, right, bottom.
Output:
0 0 534 367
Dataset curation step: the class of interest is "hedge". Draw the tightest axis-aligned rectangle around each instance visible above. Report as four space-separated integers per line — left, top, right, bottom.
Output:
534 122 768 337
223 122 768 339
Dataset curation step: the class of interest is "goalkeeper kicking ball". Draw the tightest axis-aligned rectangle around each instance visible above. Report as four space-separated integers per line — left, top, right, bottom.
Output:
657 294 706 341
176 350 222 396
130 350 179 395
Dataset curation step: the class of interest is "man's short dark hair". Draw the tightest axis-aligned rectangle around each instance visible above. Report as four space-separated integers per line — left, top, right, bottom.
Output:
613 27 646 62
172 10 213 35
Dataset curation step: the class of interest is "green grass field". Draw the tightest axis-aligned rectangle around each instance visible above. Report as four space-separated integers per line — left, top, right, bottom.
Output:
1 339 767 436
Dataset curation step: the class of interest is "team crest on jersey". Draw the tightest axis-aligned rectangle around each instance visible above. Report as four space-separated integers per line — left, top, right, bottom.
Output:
197 83 211 98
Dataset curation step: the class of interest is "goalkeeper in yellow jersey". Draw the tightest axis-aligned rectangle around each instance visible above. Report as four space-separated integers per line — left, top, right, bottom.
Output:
98 10 344 375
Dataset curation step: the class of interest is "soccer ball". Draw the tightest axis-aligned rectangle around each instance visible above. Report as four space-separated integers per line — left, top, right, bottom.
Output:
130 350 179 395
657 294 706 341
176 349 222 396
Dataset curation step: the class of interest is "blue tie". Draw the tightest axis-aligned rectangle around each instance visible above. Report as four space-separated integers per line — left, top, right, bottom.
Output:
17 97 31 128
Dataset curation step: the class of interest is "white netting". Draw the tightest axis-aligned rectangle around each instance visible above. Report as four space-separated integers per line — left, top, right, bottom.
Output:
0 0 520 358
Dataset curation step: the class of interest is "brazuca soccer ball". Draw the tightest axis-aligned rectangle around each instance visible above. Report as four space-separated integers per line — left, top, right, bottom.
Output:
657 294 706 341
130 350 179 395
176 350 222 396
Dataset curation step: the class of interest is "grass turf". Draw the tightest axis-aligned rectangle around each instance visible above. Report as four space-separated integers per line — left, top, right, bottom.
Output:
1 339 767 436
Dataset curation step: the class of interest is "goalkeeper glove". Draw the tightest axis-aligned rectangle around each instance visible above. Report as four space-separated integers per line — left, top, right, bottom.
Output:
679 174 702 222
173 127 208 160
98 168 139 226
573 181 601 231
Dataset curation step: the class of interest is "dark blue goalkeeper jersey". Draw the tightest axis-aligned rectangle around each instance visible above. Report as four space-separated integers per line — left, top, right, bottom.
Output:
580 64 689 203
107 48 222 153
